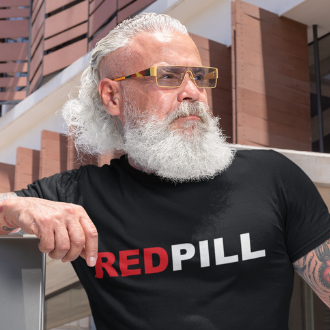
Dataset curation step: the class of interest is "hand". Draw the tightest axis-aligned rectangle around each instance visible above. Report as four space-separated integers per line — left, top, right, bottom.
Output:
3 197 98 266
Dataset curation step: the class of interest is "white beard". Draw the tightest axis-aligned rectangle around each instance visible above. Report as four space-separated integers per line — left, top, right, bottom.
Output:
122 100 236 183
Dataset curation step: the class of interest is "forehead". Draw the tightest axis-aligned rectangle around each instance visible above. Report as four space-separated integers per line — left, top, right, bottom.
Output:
126 31 202 72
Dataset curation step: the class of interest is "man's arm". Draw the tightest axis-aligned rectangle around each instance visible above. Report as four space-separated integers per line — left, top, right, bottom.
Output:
0 192 98 267
293 239 330 307
0 192 18 233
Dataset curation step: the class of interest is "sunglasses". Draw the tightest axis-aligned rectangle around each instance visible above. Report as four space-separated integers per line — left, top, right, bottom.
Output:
113 65 218 88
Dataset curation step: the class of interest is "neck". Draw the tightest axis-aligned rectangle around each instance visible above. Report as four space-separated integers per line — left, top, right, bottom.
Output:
128 157 153 174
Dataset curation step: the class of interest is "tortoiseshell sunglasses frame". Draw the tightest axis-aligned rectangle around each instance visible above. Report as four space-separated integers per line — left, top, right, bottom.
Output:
113 65 218 88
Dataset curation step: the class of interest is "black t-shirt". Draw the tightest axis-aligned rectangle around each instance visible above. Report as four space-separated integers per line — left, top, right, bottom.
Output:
16 150 330 330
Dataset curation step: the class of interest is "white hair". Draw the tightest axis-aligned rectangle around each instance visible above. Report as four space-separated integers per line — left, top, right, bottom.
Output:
61 13 189 155
123 100 235 183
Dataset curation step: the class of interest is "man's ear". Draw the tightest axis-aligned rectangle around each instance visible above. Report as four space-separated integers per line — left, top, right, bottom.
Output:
98 78 121 116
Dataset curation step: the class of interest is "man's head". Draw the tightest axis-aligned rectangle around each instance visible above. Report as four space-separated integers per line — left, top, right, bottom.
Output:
62 13 235 182
98 30 208 127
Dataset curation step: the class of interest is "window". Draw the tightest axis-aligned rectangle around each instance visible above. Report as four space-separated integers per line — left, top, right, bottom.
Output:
309 32 330 153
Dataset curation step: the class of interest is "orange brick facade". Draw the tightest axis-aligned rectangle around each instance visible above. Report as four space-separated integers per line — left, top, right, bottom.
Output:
0 130 112 193
0 0 313 189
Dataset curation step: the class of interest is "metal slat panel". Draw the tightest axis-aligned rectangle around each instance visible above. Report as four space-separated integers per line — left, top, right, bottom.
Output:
66 135 98 170
117 0 155 23
88 17 116 51
189 33 233 143
237 75 309 106
237 61 309 94
0 62 28 73
31 2 44 43
29 63 42 93
43 38 87 76
31 24 43 57
15 148 40 191
236 98 311 131
0 77 27 88
232 0 311 151
238 0 306 35
39 130 68 179
118 0 132 10
44 1 88 39
231 1 237 143
45 0 77 14
236 87 310 118
0 43 28 61
29 40 43 81
0 19 29 38
236 10 307 48
44 22 88 51
237 127 311 151
236 35 309 80
66 135 78 170
237 112 311 144
0 163 15 193
89 0 104 15
32 0 44 24
0 91 26 101
33 0 40 10
0 8 30 18
0 0 30 6
236 24 308 60
88 0 116 37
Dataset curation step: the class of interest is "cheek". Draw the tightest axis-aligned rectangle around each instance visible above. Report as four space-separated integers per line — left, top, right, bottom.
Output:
145 90 177 118
156 93 176 109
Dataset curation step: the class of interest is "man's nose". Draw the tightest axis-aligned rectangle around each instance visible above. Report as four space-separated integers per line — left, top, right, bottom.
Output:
177 72 201 102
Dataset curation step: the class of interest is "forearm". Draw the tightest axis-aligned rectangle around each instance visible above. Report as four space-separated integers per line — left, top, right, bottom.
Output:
0 192 98 266
0 192 19 234
293 239 330 308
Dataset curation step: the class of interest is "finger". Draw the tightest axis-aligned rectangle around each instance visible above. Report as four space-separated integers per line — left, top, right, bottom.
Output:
80 246 86 260
38 228 55 254
80 214 98 267
48 226 70 260
62 221 86 262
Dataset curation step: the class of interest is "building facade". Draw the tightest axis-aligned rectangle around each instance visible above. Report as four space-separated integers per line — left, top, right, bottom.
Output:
0 0 330 329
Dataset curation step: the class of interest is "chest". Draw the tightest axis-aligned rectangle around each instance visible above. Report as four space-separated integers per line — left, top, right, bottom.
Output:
85 178 289 282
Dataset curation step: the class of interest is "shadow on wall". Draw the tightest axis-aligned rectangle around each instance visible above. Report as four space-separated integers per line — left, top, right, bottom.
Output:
232 0 312 151
0 130 122 193
189 33 233 143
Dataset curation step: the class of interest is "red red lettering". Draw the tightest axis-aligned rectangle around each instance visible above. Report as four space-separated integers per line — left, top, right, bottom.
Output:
95 252 119 278
144 247 169 274
119 249 141 277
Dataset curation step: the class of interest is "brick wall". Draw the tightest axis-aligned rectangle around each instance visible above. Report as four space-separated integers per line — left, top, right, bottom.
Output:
1 130 118 192
231 0 311 151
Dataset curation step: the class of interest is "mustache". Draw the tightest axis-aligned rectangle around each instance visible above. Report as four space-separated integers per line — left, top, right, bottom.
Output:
123 100 212 131
166 101 210 125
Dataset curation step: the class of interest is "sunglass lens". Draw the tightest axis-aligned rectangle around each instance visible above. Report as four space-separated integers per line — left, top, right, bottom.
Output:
191 67 217 88
156 66 186 87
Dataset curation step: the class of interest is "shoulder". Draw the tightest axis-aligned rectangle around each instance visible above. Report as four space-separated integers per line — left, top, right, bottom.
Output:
74 160 122 185
234 148 278 161
232 148 305 180
233 148 298 169
230 148 281 172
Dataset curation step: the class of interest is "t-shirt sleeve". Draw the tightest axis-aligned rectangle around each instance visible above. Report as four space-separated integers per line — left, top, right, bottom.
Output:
15 168 82 203
275 152 330 263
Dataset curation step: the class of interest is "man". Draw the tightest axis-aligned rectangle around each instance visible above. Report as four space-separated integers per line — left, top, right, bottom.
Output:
0 13 330 329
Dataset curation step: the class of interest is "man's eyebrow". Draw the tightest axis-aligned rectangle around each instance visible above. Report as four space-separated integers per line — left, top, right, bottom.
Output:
191 67 204 72
159 67 183 74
